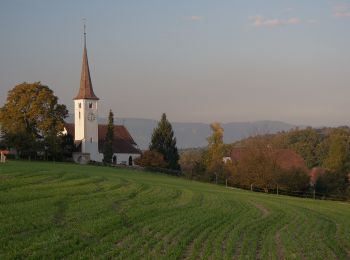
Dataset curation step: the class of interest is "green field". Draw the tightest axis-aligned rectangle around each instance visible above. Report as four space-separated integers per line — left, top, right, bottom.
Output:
0 161 349 259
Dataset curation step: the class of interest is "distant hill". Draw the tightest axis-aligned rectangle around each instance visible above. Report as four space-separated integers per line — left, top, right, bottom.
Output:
66 115 299 149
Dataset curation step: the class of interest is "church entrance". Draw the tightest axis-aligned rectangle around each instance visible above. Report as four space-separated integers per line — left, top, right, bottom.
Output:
128 156 133 166
112 155 117 165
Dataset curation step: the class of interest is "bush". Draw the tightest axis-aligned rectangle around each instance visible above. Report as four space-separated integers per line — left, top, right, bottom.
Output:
315 170 349 198
277 168 310 192
135 150 168 169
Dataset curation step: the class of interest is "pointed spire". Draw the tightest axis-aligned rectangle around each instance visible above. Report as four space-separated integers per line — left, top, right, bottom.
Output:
74 21 99 100
84 21 86 48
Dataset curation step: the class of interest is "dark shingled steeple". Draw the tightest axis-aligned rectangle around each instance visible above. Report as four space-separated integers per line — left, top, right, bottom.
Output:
74 24 99 100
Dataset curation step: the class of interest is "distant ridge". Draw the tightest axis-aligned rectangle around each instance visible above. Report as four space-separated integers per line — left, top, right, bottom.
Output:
66 115 299 149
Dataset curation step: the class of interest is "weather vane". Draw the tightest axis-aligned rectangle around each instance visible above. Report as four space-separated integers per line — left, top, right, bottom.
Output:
82 18 87 45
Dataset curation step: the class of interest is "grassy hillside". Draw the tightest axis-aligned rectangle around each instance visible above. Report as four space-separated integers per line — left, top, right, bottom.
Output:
0 161 349 259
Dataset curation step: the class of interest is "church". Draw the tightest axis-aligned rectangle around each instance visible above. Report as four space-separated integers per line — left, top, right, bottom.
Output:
64 28 141 165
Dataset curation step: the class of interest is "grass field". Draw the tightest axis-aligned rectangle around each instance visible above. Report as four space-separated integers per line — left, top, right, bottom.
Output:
0 161 349 259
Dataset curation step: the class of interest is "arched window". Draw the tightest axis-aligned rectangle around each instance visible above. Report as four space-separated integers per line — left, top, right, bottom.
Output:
89 102 93 108
113 155 117 165
128 156 133 166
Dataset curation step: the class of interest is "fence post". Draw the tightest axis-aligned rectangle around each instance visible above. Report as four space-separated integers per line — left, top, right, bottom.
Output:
313 188 316 200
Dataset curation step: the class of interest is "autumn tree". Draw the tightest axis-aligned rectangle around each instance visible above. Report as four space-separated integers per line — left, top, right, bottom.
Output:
149 113 180 170
322 128 350 172
179 149 203 179
237 139 280 192
0 82 68 159
284 128 322 168
103 109 114 163
202 122 227 182
312 129 350 198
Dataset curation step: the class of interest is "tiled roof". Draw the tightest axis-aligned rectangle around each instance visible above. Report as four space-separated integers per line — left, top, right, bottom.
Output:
65 123 140 154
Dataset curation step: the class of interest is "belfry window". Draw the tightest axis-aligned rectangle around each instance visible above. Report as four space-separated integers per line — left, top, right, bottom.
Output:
79 112 81 119
89 102 93 108
78 103 81 108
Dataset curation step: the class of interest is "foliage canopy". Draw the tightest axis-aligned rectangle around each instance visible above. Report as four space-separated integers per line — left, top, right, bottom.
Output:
0 82 68 159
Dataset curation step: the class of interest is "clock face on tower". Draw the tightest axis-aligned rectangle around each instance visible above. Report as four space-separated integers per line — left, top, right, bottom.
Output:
87 112 96 121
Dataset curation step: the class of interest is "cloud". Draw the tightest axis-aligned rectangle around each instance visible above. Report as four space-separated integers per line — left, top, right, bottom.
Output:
333 3 350 17
184 16 203 21
251 16 301 27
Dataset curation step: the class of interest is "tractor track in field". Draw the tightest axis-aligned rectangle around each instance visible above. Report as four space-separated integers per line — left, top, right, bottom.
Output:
215 201 247 257
251 201 269 260
221 223 234 255
52 198 68 226
232 211 266 258
252 202 270 217
0 175 14 180
182 214 216 258
256 240 263 260
2 162 350 259
301 206 345 259
199 216 231 259
233 234 243 259
231 208 258 259
183 217 227 259
335 222 350 258
113 188 198 257
290 218 307 260
275 225 287 260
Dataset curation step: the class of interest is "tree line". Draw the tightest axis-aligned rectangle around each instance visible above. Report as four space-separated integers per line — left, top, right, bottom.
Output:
179 125 350 200
1 82 349 200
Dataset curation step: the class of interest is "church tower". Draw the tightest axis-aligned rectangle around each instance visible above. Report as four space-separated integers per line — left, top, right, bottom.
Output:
73 24 102 162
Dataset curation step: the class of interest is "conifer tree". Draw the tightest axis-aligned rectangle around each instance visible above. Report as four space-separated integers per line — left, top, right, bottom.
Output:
149 113 180 170
103 110 114 163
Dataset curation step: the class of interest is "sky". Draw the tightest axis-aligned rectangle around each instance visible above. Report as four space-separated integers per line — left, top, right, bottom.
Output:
0 0 350 127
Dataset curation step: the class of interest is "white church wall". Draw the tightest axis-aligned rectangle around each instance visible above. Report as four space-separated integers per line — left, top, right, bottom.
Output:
74 100 84 141
112 153 140 166
74 99 102 162
82 140 103 162
74 99 99 144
